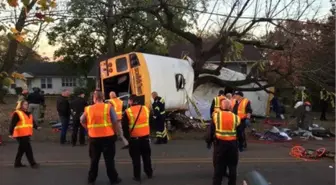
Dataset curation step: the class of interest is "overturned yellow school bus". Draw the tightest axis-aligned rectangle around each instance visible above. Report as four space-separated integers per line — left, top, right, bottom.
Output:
98 52 194 111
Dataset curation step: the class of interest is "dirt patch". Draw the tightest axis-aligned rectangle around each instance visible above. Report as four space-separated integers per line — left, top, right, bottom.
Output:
0 95 60 142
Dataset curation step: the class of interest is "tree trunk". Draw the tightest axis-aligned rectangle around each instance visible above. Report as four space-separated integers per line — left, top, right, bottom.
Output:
0 77 6 104
106 0 115 57
0 0 38 73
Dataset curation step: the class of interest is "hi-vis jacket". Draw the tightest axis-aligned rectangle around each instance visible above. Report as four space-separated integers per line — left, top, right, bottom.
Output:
108 98 123 120
83 103 115 138
212 111 241 141
10 110 34 138
124 105 150 138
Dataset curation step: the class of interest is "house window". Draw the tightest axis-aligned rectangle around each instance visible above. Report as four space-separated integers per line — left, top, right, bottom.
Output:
62 78 77 87
41 77 52 89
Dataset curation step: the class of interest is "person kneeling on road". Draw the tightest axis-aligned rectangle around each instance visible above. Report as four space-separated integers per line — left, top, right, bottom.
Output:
122 95 153 182
206 99 241 185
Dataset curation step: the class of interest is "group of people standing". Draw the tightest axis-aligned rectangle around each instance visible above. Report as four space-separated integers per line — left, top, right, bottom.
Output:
9 88 167 184
80 90 158 184
207 90 252 185
9 87 249 185
56 89 87 146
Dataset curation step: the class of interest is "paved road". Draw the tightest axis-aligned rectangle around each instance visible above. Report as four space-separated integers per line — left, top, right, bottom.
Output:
0 140 335 185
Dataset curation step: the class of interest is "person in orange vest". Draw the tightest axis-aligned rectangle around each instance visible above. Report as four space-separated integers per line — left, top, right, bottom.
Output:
80 90 122 185
206 99 241 185
210 90 227 115
9 100 41 168
232 91 252 152
225 93 236 110
122 94 153 182
107 91 129 149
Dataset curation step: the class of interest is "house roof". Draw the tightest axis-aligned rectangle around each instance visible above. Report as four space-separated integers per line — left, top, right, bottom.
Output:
17 62 76 76
168 42 264 61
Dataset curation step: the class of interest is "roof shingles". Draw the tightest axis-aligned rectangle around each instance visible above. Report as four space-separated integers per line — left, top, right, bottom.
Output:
17 62 76 77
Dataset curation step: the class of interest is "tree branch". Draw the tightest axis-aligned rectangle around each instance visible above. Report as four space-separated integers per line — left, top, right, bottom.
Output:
237 39 284 50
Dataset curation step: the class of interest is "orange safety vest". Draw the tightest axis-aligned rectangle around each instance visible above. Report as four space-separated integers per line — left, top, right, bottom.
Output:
213 95 227 113
12 110 33 138
231 99 236 110
125 105 150 137
212 111 240 141
237 98 249 119
109 98 123 120
84 103 115 138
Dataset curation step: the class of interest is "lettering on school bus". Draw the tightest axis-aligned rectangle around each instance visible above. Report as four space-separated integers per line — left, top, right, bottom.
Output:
134 67 143 95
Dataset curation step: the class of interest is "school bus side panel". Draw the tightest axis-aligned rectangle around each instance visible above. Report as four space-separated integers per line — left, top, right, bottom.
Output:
142 53 194 111
130 53 152 108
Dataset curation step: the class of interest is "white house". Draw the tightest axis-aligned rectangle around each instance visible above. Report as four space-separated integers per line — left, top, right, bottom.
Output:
8 62 96 95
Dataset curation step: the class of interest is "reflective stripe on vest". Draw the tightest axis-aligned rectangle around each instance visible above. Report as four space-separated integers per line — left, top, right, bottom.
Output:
85 103 114 138
213 111 238 141
126 105 150 137
109 98 123 120
237 98 249 119
12 110 33 138
213 95 226 113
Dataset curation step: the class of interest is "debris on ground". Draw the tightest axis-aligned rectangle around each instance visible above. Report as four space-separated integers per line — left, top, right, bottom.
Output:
290 145 325 159
251 127 292 142
289 145 335 161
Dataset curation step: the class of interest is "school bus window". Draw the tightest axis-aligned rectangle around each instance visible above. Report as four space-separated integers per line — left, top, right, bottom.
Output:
129 53 140 68
116 57 128 72
175 74 185 90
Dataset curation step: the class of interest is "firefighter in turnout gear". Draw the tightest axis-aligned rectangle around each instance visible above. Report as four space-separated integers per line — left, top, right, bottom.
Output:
122 95 153 182
108 91 129 149
232 91 252 152
80 91 121 185
210 90 227 115
151 91 167 144
206 99 241 185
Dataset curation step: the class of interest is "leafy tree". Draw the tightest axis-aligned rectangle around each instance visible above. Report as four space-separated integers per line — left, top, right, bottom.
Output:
265 16 335 91
47 0 195 76
0 0 57 103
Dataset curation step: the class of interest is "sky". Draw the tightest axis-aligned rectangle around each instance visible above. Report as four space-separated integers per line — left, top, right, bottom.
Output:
32 0 333 59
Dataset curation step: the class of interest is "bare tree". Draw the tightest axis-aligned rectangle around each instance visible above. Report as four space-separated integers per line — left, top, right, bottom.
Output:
132 0 322 91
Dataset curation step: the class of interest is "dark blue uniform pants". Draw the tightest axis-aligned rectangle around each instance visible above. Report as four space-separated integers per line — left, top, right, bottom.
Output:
155 116 167 144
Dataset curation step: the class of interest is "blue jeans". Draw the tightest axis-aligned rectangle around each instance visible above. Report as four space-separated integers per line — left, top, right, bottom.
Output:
59 116 70 144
